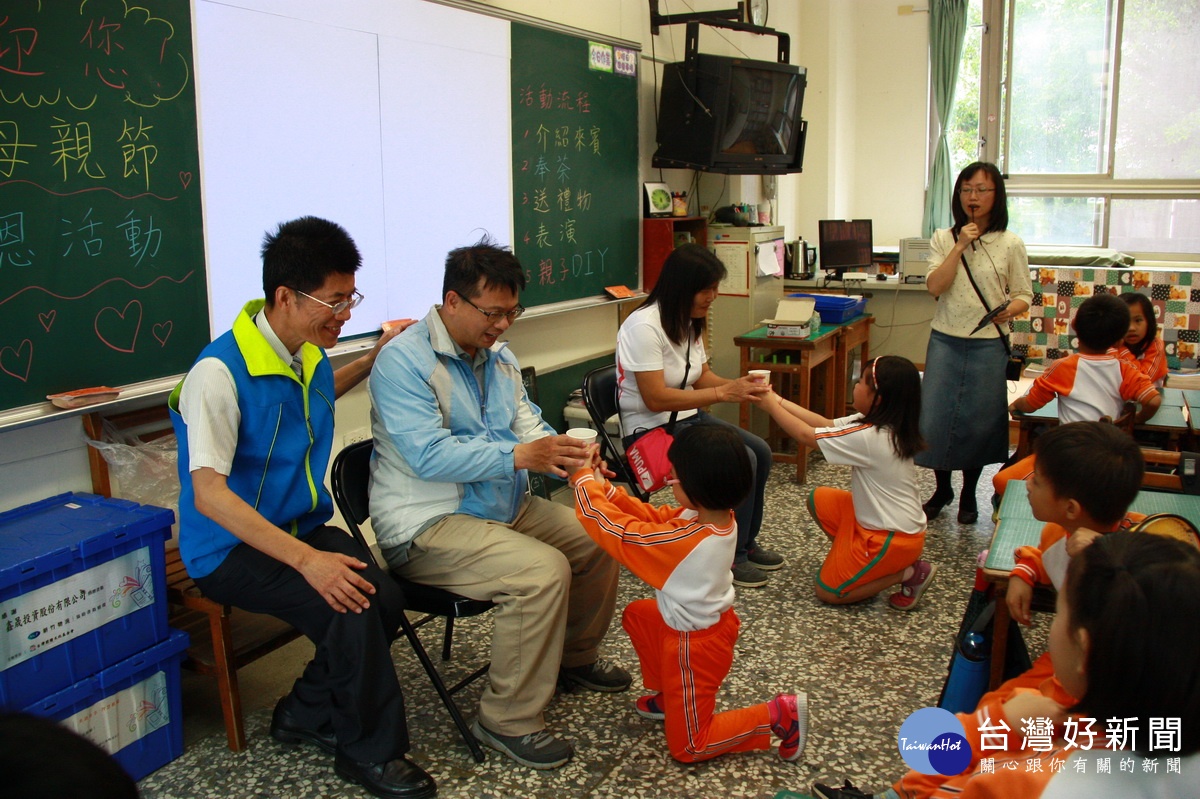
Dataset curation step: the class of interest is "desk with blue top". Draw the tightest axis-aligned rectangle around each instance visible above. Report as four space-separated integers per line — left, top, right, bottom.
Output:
981 480 1200 689
1009 387 1192 459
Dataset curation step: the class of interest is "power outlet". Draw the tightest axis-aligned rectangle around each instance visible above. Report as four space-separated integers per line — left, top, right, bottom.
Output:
344 427 370 447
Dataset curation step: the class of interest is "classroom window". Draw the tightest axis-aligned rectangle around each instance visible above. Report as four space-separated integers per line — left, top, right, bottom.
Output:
948 0 1200 259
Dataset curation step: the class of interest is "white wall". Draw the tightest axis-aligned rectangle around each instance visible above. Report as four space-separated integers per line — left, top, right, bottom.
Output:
0 0 933 516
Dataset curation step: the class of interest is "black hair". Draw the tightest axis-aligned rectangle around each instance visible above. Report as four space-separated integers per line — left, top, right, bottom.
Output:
0 712 140 798
860 356 925 460
950 161 1009 237
1072 291 1131 352
442 234 526 303
644 243 726 347
1065 531 1200 754
261 216 361 306
1119 291 1157 357
667 424 752 512
1034 421 1143 527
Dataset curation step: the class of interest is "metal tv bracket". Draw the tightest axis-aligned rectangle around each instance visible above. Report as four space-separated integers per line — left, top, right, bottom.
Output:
649 1 791 64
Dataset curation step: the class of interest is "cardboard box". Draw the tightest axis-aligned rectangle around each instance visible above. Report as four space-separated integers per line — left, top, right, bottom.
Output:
0 493 173 708
24 629 189 782
763 296 816 338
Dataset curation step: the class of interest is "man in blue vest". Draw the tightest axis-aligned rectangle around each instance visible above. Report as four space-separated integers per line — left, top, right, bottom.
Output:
169 217 434 799
367 236 629 770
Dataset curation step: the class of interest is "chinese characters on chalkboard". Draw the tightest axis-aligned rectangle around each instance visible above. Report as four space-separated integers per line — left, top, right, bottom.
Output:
0 2 209 411
510 25 638 308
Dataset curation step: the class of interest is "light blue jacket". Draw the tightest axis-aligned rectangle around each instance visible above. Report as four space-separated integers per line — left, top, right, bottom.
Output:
367 306 553 560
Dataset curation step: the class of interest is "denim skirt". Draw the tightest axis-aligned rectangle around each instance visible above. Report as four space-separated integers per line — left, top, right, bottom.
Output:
915 329 1010 471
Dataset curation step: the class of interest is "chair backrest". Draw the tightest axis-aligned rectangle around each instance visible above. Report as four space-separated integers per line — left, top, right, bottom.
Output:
581 364 648 500
331 438 375 552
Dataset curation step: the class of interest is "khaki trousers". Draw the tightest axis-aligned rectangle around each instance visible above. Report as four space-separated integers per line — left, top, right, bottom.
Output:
396 496 619 735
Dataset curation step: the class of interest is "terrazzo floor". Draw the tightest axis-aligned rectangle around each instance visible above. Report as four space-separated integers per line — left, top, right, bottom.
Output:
137 454 1049 799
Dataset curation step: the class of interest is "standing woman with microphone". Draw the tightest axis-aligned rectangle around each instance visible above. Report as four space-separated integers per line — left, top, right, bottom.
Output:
917 162 1032 524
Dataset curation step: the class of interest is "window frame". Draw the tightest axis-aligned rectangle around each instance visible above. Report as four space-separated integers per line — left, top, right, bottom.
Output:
966 0 1200 262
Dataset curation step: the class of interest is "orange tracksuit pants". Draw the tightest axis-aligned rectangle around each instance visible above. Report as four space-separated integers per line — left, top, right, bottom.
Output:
622 598 773 762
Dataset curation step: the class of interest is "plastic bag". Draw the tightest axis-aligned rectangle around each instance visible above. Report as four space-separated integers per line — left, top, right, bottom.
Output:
85 422 181 542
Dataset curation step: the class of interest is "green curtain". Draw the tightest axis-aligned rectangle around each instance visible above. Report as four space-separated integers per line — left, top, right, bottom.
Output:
923 0 969 238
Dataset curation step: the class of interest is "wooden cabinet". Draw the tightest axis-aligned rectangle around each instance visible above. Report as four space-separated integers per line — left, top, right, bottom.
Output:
642 216 707 291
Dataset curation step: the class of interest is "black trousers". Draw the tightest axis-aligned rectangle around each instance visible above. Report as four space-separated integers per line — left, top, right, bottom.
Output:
195 526 410 763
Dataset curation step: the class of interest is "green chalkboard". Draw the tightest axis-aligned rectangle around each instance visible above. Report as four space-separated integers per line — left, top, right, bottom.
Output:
510 24 639 308
0 1 208 412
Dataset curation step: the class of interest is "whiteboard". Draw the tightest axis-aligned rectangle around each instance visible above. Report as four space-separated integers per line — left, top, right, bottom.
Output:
194 0 512 337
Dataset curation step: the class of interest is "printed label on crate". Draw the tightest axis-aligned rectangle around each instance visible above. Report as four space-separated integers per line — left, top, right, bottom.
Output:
0 546 156 672
64 669 170 755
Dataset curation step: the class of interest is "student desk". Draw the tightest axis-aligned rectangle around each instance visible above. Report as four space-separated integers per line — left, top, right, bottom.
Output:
981 480 1200 689
1009 388 1191 459
734 315 873 483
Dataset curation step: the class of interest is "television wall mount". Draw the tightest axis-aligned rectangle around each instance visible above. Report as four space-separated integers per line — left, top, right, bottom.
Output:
649 1 790 64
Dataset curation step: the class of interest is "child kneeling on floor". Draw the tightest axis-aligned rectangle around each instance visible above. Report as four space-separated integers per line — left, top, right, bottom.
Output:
570 424 807 763
760 356 934 610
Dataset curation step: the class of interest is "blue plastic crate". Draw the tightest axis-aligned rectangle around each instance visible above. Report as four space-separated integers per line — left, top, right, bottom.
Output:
788 292 868 324
23 629 188 782
0 492 173 709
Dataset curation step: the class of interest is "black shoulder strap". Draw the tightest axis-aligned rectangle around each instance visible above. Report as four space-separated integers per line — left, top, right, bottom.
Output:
954 230 1012 355
666 336 692 433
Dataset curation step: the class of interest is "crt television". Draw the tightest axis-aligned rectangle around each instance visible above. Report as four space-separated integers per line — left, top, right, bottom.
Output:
653 54 807 175
818 220 873 276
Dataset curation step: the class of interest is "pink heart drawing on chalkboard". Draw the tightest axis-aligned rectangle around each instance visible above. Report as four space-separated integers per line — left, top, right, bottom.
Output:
38 310 57 331
152 321 173 346
0 339 33 382
179 171 192 189
95 301 143 353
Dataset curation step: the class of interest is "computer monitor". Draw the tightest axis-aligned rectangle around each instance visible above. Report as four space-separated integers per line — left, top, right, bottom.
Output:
817 219 873 278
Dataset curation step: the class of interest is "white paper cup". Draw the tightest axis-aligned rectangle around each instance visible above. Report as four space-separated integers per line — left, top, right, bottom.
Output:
566 427 598 445
748 369 771 384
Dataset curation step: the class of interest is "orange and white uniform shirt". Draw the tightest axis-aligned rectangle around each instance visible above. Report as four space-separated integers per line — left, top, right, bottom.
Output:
572 472 776 763
1019 352 1157 423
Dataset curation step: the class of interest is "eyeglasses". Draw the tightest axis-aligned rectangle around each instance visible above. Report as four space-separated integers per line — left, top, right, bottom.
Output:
458 292 525 324
293 288 364 315
959 187 996 196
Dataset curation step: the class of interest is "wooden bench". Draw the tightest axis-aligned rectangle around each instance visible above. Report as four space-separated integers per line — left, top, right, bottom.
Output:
84 407 301 752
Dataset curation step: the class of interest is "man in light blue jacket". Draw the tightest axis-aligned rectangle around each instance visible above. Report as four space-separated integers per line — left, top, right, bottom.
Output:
368 237 628 770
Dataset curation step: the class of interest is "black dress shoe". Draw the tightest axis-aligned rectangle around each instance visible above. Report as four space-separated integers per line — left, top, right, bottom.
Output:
270 698 337 754
334 753 437 799
922 493 954 521
957 506 979 525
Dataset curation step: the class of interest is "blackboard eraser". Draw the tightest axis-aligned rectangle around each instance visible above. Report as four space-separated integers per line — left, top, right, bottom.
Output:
381 318 416 334
604 285 635 299
47 386 121 409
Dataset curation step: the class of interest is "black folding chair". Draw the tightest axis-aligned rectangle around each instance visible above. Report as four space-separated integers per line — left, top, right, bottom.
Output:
330 440 492 763
581 364 650 501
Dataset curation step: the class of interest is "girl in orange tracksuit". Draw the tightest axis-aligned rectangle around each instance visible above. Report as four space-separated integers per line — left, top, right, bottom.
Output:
1115 292 1168 388
571 424 807 764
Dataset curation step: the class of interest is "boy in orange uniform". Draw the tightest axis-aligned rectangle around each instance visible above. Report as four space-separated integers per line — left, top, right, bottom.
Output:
993 291 1159 501
571 424 807 764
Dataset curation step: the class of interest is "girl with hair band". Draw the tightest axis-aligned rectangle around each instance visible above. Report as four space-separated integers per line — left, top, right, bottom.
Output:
1115 292 1168 388
918 163 1033 525
759 356 935 610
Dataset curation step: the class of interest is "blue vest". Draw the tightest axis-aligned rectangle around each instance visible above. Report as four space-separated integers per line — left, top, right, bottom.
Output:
169 302 336 578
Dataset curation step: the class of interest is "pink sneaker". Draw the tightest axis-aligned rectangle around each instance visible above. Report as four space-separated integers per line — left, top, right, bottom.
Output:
770 691 809 761
635 693 665 721
889 560 938 611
